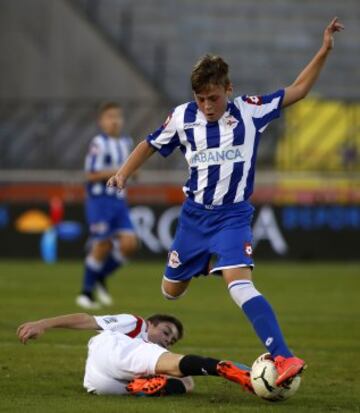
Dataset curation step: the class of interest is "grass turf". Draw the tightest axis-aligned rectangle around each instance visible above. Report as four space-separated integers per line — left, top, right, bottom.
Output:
0 260 359 413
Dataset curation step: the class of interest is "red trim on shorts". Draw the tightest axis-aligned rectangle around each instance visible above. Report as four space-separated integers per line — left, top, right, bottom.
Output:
126 316 144 338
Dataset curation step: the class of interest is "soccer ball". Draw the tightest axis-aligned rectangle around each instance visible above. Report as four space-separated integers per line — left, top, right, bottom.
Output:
250 353 301 401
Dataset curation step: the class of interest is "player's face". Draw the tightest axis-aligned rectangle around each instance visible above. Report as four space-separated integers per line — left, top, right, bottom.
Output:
147 321 179 349
99 108 124 137
194 84 232 122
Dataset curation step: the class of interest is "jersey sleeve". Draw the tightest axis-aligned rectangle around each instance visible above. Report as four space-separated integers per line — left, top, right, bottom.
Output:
236 89 284 132
94 313 142 335
146 109 181 157
84 136 105 172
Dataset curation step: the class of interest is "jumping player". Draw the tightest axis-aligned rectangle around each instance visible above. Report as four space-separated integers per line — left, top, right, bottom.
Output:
17 312 253 396
107 18 344 385
77 102 138 309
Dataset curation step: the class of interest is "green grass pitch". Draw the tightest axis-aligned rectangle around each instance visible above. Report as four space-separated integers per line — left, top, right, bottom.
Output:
0 260 359 413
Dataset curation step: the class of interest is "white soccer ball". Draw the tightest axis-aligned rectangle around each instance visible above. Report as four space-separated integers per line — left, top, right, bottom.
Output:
250 353 301 401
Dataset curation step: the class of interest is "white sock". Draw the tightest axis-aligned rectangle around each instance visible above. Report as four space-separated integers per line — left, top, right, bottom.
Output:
86 255 104 271
228 280 261 308
111 249 125 264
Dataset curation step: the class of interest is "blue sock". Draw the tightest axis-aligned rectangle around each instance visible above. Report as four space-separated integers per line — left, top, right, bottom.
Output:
98 253 123 282
228 280 293 358
82 256 104 295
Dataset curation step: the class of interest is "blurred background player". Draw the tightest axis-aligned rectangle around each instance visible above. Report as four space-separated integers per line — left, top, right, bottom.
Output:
76 102 138 309
17 312 253 396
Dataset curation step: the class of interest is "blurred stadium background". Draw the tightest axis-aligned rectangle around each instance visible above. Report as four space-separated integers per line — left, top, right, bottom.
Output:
0 0 359 262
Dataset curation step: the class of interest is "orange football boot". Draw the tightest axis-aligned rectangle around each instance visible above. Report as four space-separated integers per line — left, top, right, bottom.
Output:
217 361 254 394
126 375 168 396
274 356 307 386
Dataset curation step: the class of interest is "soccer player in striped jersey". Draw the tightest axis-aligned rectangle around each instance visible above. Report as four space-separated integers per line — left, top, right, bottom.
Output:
77 102 138 309
17 313 253 396
108 18 344 385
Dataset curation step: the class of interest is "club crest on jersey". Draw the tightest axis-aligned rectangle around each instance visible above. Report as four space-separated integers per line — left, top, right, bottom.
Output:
244 242 253 257
225 115 239 128
168 250 181 268
245 95 263 106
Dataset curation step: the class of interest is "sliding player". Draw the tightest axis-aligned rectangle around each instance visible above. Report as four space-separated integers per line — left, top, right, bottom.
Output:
108 18 344 385
17 312 252 396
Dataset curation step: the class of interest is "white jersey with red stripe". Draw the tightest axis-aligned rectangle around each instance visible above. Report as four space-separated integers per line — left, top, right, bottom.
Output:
84 313 168 394
94 313 147 340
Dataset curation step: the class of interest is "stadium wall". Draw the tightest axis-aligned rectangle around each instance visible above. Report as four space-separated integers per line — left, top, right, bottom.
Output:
0 182 359 261
0 0 164 100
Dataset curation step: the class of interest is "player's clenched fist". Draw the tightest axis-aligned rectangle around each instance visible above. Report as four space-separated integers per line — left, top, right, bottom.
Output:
323 17 344 51
107 174 127 190
17 321 45 344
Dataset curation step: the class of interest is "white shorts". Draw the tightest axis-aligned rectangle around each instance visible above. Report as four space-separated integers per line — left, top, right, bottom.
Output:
83 331 168 395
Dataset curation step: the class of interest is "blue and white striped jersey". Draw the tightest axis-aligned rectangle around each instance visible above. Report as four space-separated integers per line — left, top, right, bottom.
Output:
147 89 284 206
85 133 133 197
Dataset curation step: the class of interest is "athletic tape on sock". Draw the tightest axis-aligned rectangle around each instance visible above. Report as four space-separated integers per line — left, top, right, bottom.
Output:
228 280 261 307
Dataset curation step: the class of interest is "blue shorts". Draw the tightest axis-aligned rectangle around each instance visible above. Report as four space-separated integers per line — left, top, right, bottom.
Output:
86 196 134 240
164 199 255 282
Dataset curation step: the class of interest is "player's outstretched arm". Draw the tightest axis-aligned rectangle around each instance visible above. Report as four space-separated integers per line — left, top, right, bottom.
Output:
107 141 155 190
17 313 99 344
282 17 344 108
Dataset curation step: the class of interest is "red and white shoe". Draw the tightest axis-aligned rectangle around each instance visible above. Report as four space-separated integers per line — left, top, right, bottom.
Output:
126 375 168 396
217 361 254 394
274 356 307 386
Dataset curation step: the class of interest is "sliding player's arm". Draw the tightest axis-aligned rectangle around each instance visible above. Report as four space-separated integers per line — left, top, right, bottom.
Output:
107 140 156 190
282 17 344 108
17 313 100 344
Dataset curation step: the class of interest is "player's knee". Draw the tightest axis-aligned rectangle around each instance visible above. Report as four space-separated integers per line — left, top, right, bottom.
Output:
92 239 112 259
161 285 180 300
119 235 138 257
161 284 186 301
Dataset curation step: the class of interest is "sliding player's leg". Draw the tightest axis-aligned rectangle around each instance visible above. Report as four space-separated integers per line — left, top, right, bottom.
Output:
127 352 252 396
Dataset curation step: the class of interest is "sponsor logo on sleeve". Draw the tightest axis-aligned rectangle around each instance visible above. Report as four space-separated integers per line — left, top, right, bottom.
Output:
103 317 118 324
245 95 263 106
